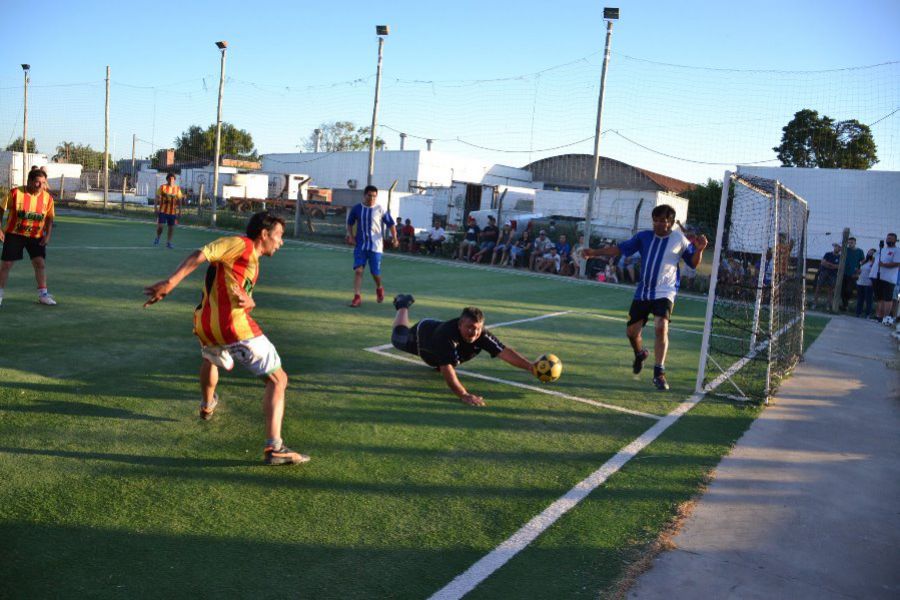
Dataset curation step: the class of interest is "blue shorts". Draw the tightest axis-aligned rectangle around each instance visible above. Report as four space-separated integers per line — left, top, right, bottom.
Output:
353 247 383 275
157 213 177 226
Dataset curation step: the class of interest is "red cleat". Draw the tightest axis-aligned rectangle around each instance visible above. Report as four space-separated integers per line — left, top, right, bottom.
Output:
350 294 362 307
376 287 385 303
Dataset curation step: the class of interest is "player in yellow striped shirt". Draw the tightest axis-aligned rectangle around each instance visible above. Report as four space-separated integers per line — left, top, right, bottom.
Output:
143 211 308 466
154 172 183 249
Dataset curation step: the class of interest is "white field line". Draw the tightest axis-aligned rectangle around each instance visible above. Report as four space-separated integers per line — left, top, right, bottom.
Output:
427 320 778 599
364 310 658 420
579 311 744 341
364 346 659 421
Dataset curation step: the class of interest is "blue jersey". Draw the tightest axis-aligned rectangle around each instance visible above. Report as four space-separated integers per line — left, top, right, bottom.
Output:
617 230 696 302
347 203 395 253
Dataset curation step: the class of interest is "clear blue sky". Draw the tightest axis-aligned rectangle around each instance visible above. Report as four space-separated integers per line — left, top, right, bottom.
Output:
2 0 898 182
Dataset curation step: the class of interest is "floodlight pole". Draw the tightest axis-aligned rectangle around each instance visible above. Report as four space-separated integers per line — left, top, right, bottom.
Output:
212 41 228 226
21 64 29 184
583 12 616 273
367 28 388 187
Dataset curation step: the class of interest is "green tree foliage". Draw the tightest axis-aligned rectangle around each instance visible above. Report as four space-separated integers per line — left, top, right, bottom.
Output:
5 137 38 153
52 141 114 171
684 178 723 240
174 123 257 162
773 109 877 169
304 121 385 152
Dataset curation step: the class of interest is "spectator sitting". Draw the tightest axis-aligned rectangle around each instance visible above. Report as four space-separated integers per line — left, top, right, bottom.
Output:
537 246 562 274
472 215 500 263
509 230 532 268
491 221 515 266
617 251 640 283
423 219 446 255
569 234 588 277
457 216 481 261
529 230 553 270
399 219 416 252
812 243 841 309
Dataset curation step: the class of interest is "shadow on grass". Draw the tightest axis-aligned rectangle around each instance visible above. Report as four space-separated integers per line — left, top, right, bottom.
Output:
0 446 245 468
0 397 178 422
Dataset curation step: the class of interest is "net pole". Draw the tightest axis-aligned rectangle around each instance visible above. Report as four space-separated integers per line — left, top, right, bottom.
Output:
749 191 773 349
763 184 781 402
694 170 732 394
799 207 809 357
104 66 110 211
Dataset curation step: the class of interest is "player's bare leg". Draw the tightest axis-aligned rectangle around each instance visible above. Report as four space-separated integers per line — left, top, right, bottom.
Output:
167 224 175 244
372 273 385 302
31 256 47 289
652 316 670 390
261 368 308 465
0 260 14 288
351 267 364 306
627 321 649 375
199 359 219 419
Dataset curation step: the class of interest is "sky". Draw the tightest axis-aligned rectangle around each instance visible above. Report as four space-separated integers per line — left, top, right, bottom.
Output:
1 0 898 183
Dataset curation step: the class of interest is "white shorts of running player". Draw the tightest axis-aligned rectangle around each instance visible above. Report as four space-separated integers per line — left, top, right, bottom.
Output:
201 335 282 377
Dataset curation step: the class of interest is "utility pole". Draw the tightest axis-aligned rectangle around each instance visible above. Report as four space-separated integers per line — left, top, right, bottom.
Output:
583 8 619 273
131 133 137 185
212 41 228 226
21 64 30 184
367 25 389 186
104 65 110 210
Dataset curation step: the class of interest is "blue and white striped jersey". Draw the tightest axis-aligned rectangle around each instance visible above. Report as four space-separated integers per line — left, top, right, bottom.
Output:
347 203 395 253
617 230 696 302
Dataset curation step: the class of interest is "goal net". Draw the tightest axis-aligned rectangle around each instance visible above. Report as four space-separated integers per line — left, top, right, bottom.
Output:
696 172 808 403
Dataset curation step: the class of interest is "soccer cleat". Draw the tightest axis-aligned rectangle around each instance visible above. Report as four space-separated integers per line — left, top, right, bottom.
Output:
376 287 385 303
349 294 362 308
199 393 218 420
632 349 649 375
153 237 160 246
653 373 670 391
392 294 415 310
38 294 57 306
166 242 174 249
264 443 310 466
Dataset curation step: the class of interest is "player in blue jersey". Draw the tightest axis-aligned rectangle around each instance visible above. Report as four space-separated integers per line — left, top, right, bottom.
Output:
345 185 399 307
581 205 708 390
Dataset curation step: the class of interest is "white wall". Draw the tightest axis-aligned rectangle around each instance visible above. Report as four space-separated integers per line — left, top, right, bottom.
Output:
738 165 900 258
263 151 421 192
0 151 50 187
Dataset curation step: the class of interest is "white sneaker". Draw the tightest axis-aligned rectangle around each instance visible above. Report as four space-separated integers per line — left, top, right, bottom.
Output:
38 294 57 306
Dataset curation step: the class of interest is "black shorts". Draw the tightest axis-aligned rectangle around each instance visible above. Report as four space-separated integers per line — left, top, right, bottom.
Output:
1 233 46 262
873 279 896 302
391 325 419 356
627 298 674 326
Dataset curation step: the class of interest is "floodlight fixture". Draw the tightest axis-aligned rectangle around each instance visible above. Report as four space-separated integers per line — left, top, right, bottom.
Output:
376 25 390 36
21 64 30 72
603 7 619 19
215 41 228 49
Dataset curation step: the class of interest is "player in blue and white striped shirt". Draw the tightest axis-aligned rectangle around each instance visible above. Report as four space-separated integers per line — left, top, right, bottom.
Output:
581 204 708 390
345 185 399 307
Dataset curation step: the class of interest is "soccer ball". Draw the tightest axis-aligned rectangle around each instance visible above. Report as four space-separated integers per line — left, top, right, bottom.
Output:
883 316 895 326
533 354 563 383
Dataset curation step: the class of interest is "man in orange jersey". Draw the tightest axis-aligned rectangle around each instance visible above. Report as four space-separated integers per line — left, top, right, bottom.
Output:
143 211 309 466
154 172 183 249
0 167 57 307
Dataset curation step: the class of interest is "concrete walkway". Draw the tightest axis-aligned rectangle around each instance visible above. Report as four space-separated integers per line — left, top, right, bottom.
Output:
628 316 900 600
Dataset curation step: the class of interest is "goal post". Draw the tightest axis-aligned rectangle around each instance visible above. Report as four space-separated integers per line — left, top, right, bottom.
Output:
695 172 808 403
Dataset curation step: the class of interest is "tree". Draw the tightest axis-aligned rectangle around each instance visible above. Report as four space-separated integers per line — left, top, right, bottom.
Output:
59 143 113 171
304 121 385 152
5 137 38 153
174 123 257 163
773 109 877 169
684 178 723 240
54 141 77 162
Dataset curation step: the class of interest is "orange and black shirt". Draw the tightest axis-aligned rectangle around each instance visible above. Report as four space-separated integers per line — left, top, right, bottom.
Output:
2 187 55 239
156 184 183 215
193 236 262 346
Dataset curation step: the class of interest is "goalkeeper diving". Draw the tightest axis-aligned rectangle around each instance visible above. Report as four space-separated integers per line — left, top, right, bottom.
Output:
581 204 708 390
389 294 543 406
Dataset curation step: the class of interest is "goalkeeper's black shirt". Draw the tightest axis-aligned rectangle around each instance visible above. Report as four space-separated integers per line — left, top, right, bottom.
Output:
411 318 505 367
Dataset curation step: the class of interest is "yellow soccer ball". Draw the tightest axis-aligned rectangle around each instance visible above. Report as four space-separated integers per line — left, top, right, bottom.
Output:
533 354 562 383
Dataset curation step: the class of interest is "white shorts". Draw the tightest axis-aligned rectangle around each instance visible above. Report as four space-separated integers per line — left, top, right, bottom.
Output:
201 335 282 377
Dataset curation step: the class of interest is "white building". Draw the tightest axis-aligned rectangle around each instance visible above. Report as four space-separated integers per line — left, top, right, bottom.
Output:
737 165 900 258
0 151 82 191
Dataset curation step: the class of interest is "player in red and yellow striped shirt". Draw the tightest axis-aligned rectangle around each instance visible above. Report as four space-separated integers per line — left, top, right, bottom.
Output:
154 172 184 249
143 211 309 466
0 167 57 307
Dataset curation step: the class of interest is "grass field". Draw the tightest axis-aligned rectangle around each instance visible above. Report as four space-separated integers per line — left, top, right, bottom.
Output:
0 214 826 599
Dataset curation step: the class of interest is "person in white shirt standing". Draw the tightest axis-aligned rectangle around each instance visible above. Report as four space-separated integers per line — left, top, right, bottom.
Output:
872 233 899 324
581 205 708 391
345 185 399 307
855 249 876 318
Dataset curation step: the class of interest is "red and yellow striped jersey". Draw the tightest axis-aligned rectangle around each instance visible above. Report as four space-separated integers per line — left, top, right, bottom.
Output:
193 236 262 346
156 184 183 215
2 187 55 239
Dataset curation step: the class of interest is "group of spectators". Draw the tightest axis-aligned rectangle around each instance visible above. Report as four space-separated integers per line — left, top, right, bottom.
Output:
813 234 899 323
